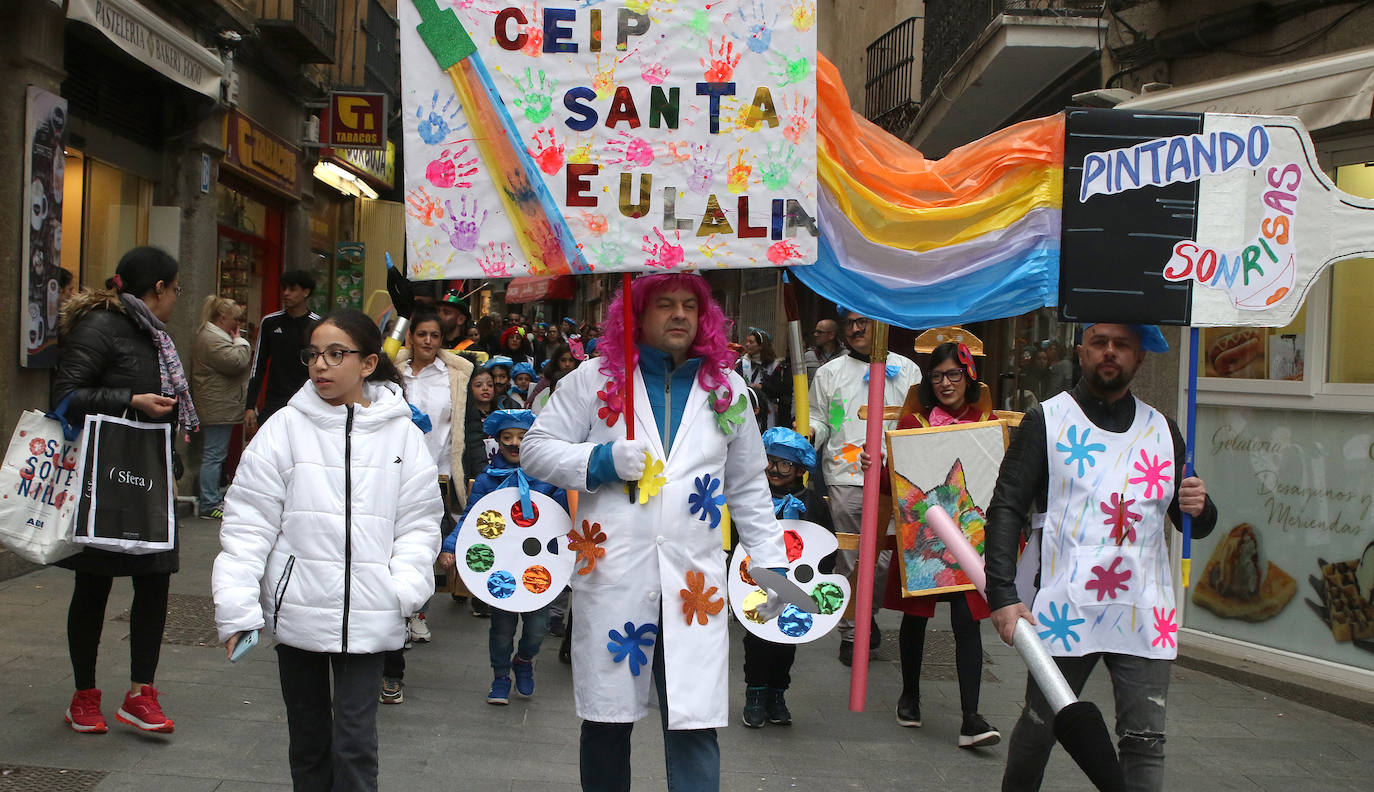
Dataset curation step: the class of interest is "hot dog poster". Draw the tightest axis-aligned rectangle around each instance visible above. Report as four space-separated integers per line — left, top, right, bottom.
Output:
399 0 818 279
1060 108 1374 329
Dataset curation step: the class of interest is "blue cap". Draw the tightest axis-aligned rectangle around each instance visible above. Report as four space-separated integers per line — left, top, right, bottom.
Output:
1083 323 1170 353
761 427 817 470
483 409 535 438
562 316 577 325
585 337 599 356
512 361 536 379
483 355 514 371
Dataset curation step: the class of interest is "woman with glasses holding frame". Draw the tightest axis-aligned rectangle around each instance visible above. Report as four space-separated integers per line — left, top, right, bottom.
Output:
883 341 1001 748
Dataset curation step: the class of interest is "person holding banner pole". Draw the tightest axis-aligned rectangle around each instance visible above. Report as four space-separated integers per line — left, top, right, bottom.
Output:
807 308 921 666
984 322 1217 792
521 273 789 792
52 246 196 735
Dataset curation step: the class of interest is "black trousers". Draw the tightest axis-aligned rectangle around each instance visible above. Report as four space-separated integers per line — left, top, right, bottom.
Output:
67 571 169 690
742 633 796 689
899 595 984 714
276 645 386 792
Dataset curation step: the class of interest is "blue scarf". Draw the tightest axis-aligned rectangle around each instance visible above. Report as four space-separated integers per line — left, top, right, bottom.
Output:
772 493 806 519
488 464 533 518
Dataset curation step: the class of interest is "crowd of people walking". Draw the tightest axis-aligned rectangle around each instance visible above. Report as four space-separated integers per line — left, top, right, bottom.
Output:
38 248 1209 792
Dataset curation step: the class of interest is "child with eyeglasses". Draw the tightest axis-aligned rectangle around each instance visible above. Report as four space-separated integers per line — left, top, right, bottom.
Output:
734 427 833 729
213 309 443 791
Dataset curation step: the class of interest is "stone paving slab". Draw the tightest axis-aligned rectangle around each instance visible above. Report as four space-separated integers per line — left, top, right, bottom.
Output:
1 518 1372 791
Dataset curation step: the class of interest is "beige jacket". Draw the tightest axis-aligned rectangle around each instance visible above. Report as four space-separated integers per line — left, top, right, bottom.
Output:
192 322 252 425
395 348 474 506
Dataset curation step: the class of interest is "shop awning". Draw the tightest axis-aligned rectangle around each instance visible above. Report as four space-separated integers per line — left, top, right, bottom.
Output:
68 0 225 100
506 275 575 303
1118 47 1374 132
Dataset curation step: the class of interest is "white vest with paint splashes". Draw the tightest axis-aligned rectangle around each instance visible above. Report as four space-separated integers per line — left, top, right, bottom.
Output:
1032 392 1178 659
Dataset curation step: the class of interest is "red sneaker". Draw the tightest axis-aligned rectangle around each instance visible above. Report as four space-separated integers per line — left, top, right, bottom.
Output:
65 688 107 734
116 685 174 733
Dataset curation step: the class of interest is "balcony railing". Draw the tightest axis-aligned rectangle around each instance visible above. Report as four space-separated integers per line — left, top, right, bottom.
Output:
259 0 338 64
922 0 1103 100
865 16 921 132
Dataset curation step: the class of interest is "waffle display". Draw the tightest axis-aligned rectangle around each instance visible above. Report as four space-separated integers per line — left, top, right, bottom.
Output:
1319 559 1374 642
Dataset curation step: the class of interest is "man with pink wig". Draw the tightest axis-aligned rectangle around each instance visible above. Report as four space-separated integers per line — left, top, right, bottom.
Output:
522 273 789 791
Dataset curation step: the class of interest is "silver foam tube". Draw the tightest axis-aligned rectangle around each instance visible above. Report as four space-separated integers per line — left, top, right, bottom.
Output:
1013 618 1076 713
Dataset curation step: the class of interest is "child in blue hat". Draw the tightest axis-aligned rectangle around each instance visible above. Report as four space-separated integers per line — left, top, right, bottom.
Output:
736 427 834 729
439 409 569 704
508 361 537 407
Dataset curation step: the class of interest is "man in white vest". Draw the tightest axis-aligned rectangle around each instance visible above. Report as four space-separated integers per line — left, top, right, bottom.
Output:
522 273 788 792
808 307 921 666
984 322 1217 792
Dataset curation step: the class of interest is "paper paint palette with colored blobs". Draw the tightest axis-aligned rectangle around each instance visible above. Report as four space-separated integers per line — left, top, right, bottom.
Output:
727 519 850 644
455 487 572 613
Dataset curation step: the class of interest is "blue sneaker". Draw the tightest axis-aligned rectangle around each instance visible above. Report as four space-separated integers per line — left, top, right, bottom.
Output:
513 656 535 697
487 676 511 705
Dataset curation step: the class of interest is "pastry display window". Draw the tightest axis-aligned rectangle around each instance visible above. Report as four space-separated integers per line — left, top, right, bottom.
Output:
1183 140 1374 678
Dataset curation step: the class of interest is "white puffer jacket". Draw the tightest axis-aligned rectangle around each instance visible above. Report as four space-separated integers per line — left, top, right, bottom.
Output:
212 380 442 654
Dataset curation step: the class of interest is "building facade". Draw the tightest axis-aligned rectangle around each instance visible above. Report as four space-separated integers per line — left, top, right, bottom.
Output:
1103 0 1374 688
0 0 404 576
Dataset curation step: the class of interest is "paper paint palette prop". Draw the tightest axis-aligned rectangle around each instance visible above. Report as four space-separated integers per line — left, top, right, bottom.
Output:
727 519 849 644
455 487 572 612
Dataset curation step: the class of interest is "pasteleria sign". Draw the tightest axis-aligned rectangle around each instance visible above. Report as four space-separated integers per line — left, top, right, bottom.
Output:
1059 108 1374 328
400 0 819 279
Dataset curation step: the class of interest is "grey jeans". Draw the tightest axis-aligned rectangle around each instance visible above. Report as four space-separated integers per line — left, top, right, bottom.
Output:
828 484 890 643
1002 652 1171 792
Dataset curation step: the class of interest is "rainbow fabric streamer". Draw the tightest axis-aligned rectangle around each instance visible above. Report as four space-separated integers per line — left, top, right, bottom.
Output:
796 56 1064 329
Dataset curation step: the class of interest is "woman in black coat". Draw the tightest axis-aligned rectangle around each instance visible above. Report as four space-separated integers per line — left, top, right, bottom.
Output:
51 246 195 736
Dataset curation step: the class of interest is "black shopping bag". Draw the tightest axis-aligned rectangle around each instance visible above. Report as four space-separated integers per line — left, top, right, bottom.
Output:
72 414 175 554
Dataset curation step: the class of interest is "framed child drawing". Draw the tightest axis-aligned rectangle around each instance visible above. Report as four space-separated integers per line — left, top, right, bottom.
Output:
886 420 1009 598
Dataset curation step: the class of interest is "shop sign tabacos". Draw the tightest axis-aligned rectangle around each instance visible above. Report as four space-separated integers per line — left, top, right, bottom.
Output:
1060 109 1374 329
327 92 389 150
399 0 818 279
222 110 303 200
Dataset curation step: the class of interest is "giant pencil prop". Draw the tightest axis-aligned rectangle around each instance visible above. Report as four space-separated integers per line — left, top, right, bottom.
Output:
848 320 888 709
781 272 810 435
927 505 1126 792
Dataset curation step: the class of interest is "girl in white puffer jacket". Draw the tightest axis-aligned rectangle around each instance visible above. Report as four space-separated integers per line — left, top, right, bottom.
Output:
212 309 442 792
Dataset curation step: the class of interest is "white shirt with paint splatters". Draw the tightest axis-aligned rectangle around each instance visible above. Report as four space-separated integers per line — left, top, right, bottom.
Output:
807 352 920 488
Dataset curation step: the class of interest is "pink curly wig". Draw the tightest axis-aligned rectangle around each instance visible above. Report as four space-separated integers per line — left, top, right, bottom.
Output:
597 273 736 412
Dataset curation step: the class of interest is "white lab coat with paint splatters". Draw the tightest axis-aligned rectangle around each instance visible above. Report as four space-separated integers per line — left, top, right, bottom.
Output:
521 360 787 729
808 353 921 487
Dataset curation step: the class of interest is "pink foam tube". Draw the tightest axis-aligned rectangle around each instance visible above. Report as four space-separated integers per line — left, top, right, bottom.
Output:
924 505 1075 713
847 358 888 711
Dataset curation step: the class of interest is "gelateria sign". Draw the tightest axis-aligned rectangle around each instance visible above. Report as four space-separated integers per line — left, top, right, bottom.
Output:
1059 109 1374 329
67 0 224 100
222 111 303 200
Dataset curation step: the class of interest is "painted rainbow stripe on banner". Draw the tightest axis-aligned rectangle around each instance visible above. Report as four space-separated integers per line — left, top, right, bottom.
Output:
795 56 1065 329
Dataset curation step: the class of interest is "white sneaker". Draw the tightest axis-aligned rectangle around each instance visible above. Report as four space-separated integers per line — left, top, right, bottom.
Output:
408 615 432 643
